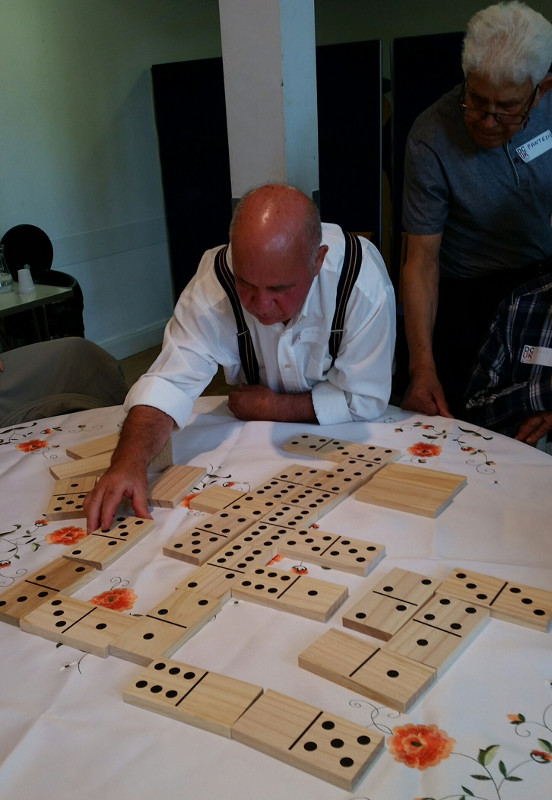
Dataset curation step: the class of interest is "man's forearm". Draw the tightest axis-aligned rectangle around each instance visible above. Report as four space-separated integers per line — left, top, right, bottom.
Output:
403 264 439 375
112 405 175 470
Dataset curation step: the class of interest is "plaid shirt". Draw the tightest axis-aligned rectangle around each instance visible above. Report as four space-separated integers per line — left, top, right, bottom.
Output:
464 274 552 437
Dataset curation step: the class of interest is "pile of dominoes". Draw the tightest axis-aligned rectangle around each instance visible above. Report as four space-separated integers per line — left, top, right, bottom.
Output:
1 431 550 791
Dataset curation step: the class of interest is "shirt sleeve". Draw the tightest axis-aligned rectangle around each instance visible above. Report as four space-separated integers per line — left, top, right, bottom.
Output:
124 248 241 430
402 129 450 237
312 239 396 425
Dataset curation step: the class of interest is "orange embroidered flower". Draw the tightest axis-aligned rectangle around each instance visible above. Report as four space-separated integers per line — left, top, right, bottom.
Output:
531 750 552 763
16 439 48 453
45 526 88 545
181 492 199 508
408 442 442 458
388 723 455 770
507 714 523 723
90 587 137 612
35 519 48 526
0 560 11 568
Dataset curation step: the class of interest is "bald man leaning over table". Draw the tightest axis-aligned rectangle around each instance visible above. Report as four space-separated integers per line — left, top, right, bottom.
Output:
399 1 552 419
84 183 396 533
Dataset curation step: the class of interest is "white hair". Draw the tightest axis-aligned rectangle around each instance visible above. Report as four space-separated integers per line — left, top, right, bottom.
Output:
462 2 552 86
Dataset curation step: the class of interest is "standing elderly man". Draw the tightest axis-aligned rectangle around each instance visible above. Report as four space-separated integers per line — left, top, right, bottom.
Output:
400 1 552 418
84 183 395 532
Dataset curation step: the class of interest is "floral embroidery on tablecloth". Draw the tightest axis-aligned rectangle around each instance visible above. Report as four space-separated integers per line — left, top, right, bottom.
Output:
393 420 496 475
90 586 137 612
386 683 552 799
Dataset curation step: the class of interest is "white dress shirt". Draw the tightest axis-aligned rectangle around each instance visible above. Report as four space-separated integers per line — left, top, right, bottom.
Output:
125 223 396 428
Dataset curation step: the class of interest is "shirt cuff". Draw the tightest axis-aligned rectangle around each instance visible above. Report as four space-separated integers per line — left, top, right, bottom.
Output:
311 381 353 425
124 376 193 431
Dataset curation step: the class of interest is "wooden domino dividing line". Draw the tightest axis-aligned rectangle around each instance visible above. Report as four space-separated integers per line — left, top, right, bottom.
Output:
230 565 348 622
342 567 438 640
276 528 385 576
299 627 436 713
110 588 223 665
437 567 552 632
283 433 401 466
0 557 97 626
122 659 384 790
123 657 263 738
63 515 155 569
45 476 98 521
188 485 246 513
20 594 136 657
232 687 385 790
383 594 490 677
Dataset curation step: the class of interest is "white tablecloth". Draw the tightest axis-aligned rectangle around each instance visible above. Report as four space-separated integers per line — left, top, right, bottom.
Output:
1 398 551 800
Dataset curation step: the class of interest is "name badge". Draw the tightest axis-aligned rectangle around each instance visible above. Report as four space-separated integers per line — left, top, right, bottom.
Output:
516 130 552 163
520 344 552 366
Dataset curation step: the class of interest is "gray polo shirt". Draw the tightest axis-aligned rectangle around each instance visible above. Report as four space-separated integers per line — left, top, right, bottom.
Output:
402 83 552 278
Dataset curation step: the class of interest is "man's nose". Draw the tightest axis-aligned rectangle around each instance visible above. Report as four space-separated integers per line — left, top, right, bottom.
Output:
252 290 274 312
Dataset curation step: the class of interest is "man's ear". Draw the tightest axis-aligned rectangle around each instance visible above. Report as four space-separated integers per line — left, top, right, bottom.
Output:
313 245 328 277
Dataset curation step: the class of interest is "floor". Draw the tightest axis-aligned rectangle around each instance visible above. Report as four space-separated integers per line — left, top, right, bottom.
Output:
118 345 233 396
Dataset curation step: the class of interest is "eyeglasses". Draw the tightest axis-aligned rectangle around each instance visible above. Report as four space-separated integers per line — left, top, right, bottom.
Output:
459 82 539 126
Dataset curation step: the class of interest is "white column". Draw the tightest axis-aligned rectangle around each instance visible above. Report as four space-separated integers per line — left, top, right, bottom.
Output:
218 0 319 202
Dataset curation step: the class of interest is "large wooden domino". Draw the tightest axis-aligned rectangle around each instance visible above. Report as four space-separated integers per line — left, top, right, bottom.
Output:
123 657 263 737
231 687 385 790
45 491 88 520
163 529 228 565
342 567 437 640
46 476 96 522
49 451 113 480
148 465 207 508
298 627 436 713
437 568 552 632
24 557 97 593
384 595 490 675
231 566 348 622
110 589 222 665
64 515 155 569
306 459 381 494
0 581 59 626
52 476 98 495
259 503 320 530
195 508 261 538
65 432 120 460
188 485 246 513
20 594 136 657
282 433 400 466
277 528 385 576
177 563 247 601
0 557 97 625
355 462 466 517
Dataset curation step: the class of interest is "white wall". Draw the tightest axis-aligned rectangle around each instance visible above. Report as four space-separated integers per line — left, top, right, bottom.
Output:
3 1 550 358
0 0 222 358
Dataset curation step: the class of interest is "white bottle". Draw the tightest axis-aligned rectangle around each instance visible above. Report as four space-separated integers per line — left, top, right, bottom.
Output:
0 244 14 294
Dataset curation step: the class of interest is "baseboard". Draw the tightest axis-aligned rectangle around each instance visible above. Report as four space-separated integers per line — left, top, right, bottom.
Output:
96 322 167 360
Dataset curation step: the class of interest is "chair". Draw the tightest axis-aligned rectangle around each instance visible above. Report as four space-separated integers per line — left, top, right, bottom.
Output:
0 224 84 344
0 337 128 427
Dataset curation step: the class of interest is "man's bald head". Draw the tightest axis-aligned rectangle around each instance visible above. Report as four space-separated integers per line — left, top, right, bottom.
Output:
229 184 328 326
230 184 323 274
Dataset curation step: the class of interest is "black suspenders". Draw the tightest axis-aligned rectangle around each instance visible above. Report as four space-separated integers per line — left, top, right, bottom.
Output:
214 229 363 385
214 245 260 385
